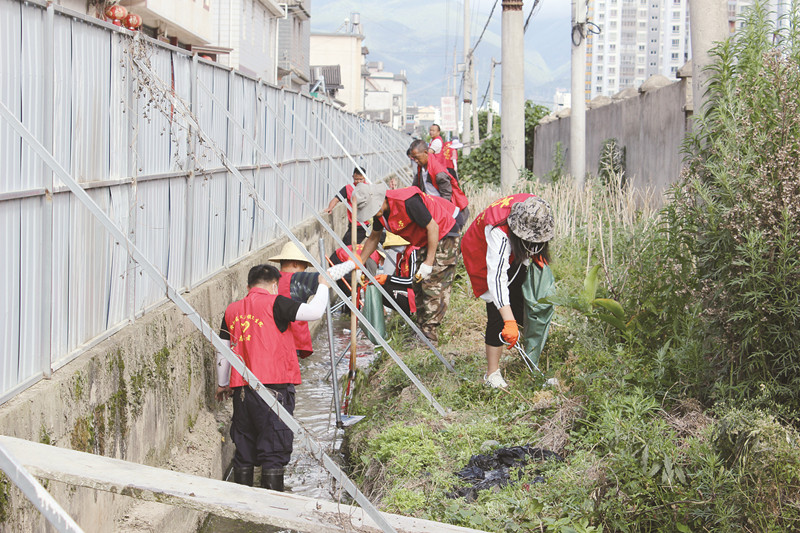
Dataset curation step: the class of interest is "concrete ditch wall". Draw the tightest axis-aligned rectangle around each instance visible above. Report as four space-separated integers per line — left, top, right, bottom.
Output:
0 213 347 532
532 76 692 201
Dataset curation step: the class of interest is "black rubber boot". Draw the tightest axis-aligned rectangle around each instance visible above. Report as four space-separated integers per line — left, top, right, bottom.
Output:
232 465 254 486
260 467 285 491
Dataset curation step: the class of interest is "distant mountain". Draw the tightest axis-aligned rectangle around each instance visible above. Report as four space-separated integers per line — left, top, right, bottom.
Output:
310 0 571 110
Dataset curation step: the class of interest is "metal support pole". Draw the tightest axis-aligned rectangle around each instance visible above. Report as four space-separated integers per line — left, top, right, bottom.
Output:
41 1 55 379
320 239 344 429
0 100 398 533
183 54 199 291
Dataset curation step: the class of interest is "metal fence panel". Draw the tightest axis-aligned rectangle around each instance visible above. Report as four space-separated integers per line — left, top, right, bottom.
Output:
0 0 23 195
0 0 410 403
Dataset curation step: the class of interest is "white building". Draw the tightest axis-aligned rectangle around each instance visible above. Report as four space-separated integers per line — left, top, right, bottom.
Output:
57 0 289 85
586 0 690 99
364 62 408 131
586 0 790 100
310 14 367 112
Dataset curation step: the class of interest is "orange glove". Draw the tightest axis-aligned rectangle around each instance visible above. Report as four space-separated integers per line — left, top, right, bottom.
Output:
501 320 519 349
375 274 388 285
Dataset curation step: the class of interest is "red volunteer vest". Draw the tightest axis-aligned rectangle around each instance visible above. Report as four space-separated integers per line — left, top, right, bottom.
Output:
381 187 458 248
442 141 458 169
417 154 469 210
278 272 313 358
225 287 300 387
462 194 544 298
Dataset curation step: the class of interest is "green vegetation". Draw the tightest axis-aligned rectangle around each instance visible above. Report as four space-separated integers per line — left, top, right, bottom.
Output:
345 6 800 530
459 102 550 187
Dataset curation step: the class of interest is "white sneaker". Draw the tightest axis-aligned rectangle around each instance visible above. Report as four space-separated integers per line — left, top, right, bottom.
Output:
484 369 508 389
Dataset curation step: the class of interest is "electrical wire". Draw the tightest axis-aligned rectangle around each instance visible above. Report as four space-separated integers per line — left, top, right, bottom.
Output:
524 0 541 33
471 0 499 54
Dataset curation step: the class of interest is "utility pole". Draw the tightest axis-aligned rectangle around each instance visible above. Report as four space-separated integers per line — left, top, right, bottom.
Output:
689 0 729 116
472 67 480 145
487 59 497 137
463 0 472 156
500 0 524 193
570 0 587 188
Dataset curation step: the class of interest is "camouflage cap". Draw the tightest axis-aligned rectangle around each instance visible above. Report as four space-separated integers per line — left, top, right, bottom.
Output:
507 196 554 242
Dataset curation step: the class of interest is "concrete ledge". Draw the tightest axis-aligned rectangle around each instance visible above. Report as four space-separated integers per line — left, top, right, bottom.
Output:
1 435 489 533
0 213 347 532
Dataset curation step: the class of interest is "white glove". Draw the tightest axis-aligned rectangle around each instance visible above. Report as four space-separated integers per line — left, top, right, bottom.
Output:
416 262 433 281
216 340 232 387
327 260 356 281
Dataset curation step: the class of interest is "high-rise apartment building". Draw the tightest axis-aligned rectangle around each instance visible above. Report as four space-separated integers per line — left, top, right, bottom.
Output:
586 0 789 100
586 0 690 99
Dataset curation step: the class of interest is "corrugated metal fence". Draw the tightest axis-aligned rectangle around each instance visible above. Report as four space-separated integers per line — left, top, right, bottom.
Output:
0 0 409 404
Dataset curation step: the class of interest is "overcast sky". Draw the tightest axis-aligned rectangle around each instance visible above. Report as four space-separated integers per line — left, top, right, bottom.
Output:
310 0 572 109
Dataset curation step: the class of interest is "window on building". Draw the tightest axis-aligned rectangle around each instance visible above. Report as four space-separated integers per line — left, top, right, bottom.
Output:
671 52 679 60
609 67 616 74
672 38 680 47
672 25 680 33
673 11 681 19
596 75 603 81
609 44 616 50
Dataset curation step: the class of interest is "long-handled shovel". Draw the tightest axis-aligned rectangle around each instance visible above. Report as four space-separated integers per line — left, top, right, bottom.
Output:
320 239 363 428
342 205 359 416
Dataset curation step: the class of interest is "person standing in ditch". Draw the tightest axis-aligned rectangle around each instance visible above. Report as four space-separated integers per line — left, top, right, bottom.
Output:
461 195 555 388
352 183 463 344
214 262 354 490
324 166 370 244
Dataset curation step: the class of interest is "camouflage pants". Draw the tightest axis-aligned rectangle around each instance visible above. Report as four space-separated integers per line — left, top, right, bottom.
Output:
415 235 461 343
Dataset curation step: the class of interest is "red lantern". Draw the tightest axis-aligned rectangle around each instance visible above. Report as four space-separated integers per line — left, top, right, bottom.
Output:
124 13 142 30
111 19 122 26
104 5 127 21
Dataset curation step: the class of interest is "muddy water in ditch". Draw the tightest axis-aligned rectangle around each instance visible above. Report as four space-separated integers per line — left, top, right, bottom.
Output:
199 311 377 532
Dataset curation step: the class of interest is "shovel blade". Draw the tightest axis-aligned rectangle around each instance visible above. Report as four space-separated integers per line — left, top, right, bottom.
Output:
340 415 364 427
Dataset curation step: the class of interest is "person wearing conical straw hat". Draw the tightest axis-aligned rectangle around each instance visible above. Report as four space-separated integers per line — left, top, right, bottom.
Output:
268 241 357 358
461 195 555 389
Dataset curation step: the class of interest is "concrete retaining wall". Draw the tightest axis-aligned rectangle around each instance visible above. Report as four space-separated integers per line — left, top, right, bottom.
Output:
0 213 348 532
533 78 692 201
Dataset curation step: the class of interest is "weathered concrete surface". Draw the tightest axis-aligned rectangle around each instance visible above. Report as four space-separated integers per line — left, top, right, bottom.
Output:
0 212 347 532
1 435 490 533
533 77 691 202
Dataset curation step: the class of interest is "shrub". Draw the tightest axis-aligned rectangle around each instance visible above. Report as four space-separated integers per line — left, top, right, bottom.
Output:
630 1 800 412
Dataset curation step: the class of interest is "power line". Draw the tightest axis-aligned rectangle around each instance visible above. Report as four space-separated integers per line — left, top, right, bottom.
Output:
472 0 499 54
524 0 541 33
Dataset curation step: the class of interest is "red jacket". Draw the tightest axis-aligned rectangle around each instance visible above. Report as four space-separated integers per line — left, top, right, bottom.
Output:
277 272 313 358
462 194 541 298
225 287 300 386
416 154 469 209
380 187 458 248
